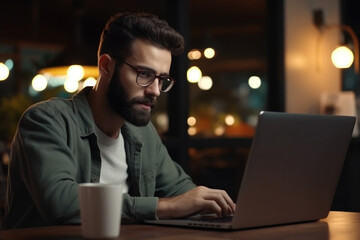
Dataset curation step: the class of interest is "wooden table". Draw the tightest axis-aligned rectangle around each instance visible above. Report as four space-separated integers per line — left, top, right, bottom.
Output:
1 211 360 240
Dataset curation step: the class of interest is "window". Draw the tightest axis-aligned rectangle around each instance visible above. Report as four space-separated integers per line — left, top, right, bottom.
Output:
160 0 284 195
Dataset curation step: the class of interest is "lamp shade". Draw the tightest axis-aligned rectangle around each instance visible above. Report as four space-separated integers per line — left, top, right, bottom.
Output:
34 44 99 93
38 44 99 79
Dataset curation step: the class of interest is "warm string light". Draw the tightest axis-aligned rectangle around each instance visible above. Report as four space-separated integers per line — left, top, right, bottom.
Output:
187 47 262 94
187 48 215 90
185 47 262 137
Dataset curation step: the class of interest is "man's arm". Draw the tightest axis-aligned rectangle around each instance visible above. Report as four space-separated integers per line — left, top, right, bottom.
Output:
130 123 236 220
11 105 83 225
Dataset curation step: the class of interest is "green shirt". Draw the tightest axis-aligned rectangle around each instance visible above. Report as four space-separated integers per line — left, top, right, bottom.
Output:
2 87 196 229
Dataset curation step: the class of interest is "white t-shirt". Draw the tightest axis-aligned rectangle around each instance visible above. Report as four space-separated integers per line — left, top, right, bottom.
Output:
95 125 129 193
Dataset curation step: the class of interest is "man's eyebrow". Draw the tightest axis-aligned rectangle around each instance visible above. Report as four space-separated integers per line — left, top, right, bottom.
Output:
136 64 170 76
135 65 155 71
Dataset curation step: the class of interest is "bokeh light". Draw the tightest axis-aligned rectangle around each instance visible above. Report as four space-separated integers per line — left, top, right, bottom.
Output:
83 77 97 88
188 49 202 60
5 59 14 71
225 114 235 126
198 76 213 90
188 127 197 136
0 63 10 81
64 78 79 93
204 48 215 59
187 116 197 126
214 126 225 136
67 65 84 81
187 66 202 83
32 74 48 91
248 76 262 89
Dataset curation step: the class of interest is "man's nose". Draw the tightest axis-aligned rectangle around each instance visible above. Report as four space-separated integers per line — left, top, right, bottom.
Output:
145 77 161 97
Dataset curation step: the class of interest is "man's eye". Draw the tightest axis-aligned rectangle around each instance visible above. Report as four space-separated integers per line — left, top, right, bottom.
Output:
158 77 169 83
138 71 154 79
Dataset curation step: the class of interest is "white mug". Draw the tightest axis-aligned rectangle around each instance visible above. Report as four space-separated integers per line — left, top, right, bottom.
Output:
79 183 123 239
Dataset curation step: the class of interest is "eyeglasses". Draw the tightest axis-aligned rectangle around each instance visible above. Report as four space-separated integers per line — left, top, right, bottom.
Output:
113 57 175 92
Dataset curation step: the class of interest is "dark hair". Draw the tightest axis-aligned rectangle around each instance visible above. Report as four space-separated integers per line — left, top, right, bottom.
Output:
97 12 184 59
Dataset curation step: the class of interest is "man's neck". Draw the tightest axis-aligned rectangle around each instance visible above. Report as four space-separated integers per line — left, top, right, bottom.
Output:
88 88 125 139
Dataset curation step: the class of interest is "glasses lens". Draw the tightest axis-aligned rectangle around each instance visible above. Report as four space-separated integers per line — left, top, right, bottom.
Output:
137 70 155 86
136 69 174 92
160 78 174 92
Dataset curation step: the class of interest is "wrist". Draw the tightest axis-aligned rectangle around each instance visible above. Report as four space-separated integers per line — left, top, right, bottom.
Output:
156 198 173 219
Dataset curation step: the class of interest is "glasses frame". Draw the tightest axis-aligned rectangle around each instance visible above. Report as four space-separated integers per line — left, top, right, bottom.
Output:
111 56 175 92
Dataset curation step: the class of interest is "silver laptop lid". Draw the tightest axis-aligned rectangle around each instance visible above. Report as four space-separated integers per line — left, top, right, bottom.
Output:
232 111 355 229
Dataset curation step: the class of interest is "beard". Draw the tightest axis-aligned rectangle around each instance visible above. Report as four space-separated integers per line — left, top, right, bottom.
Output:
107 72 156 126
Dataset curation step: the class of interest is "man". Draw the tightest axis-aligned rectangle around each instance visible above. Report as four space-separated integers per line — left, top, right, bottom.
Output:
2 12 235 229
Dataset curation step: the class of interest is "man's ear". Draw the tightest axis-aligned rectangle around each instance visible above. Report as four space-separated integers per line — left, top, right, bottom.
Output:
98 54 114 78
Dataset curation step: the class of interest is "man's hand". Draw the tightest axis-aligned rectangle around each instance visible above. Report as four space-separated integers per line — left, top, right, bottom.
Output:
156 186 236 219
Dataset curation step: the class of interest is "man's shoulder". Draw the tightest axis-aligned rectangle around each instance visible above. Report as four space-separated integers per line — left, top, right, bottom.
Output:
26 97 74 116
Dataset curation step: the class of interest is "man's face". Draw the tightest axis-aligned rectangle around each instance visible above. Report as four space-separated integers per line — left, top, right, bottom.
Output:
107 39 172 126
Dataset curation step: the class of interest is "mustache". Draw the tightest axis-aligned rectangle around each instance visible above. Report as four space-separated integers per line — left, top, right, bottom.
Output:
130 97 157 107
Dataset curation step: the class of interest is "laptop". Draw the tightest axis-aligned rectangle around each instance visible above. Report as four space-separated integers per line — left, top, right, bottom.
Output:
145 111 356 230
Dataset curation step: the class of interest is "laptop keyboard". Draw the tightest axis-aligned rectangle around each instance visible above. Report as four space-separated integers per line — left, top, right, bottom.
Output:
192 216 233 222
187 216 233 228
